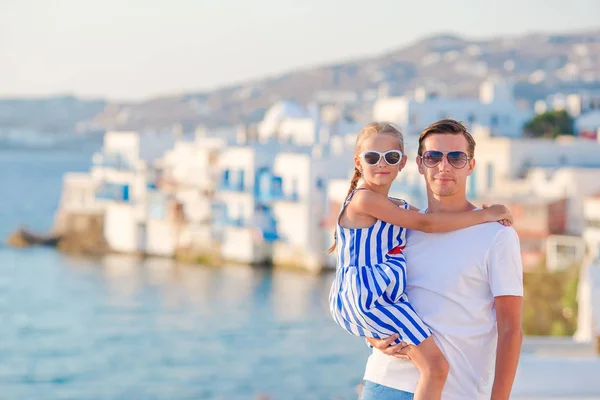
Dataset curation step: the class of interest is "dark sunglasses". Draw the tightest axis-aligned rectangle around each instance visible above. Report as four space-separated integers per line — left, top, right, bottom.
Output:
420 150 472 169
360 150 403 166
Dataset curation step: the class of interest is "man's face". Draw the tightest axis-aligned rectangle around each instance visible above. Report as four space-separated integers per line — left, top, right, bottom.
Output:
417 134 475 197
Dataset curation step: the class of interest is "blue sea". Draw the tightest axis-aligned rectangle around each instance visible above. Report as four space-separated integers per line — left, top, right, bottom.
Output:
0 148 369 400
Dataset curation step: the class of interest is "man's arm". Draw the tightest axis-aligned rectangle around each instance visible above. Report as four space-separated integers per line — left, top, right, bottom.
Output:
490 295 523 400
487 227 524 400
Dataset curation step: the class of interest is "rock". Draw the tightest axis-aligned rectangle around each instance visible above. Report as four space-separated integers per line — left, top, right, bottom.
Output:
54 211 110 255
174 247 220 265
6 230 30 248
6 227 60 248
7 212 111 256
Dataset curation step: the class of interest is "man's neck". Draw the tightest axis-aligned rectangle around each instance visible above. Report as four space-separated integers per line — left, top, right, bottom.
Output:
426 191 476 213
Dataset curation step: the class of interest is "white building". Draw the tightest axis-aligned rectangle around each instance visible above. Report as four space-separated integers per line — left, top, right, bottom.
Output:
536 91 600 117
91 132 147 206
91 132 151 254
271 146 352 271
258 101 309 140
59 172 102 214
161 137 225 193
373 79 532 137
474 133 600 235
157 135 228 254
257 100 362 146
215 143 284 264
57 132 152 253
90 131 180 256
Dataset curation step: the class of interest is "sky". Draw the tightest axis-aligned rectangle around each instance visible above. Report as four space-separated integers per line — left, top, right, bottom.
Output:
1 0 598 101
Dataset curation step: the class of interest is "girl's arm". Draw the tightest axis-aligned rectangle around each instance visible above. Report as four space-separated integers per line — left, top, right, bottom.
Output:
350 190 512 233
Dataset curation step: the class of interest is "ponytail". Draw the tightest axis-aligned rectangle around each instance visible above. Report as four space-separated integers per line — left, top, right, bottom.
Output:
326 167 361 253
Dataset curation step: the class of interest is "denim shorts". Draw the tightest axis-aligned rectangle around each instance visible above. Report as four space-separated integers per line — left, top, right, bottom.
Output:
360 380 414 400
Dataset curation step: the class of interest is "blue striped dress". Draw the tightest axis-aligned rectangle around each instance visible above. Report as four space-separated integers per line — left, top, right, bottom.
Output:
329 188 432 345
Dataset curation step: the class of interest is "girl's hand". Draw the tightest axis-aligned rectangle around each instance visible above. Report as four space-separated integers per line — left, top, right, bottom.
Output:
482 204 513 226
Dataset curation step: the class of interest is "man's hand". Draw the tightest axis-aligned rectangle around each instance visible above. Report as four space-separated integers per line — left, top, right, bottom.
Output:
366 334 412 360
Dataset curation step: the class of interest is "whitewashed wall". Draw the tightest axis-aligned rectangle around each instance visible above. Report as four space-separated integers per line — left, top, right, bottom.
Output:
146 219 177 257
104 203 139 253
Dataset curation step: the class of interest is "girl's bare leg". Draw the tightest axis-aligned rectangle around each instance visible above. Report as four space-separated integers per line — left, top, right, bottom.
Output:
403 336 449 400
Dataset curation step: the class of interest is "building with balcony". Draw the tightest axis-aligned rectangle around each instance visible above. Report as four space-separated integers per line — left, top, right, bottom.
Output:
87 131 179 255
270 146 351 271
214 143 285 264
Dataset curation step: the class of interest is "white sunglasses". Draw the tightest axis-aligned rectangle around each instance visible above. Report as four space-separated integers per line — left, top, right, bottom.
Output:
360 150 403 166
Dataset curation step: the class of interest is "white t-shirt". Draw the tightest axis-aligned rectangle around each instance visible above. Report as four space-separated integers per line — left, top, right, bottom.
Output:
363 219 523 400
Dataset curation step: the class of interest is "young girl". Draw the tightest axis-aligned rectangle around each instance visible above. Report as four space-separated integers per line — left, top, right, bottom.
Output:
328 122 512 400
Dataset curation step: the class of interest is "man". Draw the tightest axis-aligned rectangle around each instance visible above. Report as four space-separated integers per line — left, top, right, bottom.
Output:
360 119 524 400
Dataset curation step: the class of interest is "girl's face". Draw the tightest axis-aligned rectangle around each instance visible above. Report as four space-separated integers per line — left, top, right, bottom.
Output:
354 133 407 188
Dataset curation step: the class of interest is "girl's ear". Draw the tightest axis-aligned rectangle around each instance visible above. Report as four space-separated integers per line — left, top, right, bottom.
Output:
399 154 408 170
354 154 362 171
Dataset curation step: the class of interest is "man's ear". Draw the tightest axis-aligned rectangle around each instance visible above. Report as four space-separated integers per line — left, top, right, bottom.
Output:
416 156 425 175
466 158 476 176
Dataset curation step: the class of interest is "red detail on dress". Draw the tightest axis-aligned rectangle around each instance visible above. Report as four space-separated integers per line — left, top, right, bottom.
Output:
388 245 405 255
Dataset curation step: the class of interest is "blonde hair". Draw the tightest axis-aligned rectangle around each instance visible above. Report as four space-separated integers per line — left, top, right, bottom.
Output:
327 122 404 253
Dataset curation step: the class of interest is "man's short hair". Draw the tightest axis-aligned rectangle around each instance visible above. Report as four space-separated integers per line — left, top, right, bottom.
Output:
418 119 476 158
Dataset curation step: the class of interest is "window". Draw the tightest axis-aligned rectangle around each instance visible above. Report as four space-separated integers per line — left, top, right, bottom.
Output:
487 164 494 190
291 178 299 201
556 244 578 257
255 168 272 198
272 176 283 196
238 170 245 190
316 177 324 190
223 170 230 186
586 219 600 229
237 204 244 226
